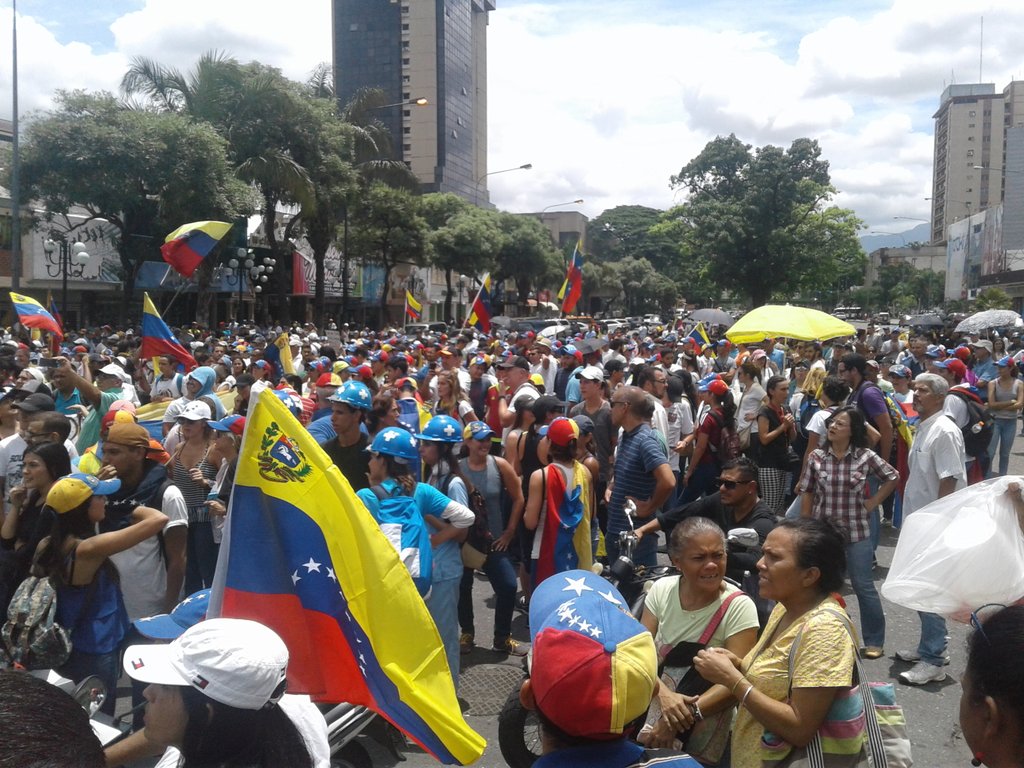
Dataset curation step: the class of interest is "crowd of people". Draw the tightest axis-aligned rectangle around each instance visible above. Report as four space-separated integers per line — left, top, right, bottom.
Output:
0 314 1021 767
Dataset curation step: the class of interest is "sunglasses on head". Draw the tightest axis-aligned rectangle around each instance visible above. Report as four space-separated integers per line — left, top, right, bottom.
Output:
715 476 751 490
970 603 1007 645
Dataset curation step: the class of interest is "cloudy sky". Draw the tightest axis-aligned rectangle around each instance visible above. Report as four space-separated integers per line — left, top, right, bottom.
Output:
4 0 1024 234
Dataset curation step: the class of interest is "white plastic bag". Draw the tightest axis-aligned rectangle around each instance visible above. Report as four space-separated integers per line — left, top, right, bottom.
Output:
882 477 1024 620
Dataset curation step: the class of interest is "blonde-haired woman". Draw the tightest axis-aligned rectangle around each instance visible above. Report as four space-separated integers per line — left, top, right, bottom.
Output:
433 369 475 425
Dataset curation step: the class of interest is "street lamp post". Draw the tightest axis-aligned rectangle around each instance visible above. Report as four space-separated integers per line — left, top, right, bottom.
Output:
226 248 276 323
42 237 90 324
476 163 533 206
541 199 584 213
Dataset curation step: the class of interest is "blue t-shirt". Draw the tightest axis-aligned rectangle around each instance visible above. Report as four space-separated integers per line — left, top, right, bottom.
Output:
356 479 454 523
564 366 584 406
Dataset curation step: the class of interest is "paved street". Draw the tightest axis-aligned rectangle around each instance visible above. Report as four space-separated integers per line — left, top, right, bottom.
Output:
384 449 1024 767
113 443 1023 768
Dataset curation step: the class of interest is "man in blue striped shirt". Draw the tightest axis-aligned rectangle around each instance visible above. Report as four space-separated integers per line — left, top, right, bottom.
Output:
606 387 675 567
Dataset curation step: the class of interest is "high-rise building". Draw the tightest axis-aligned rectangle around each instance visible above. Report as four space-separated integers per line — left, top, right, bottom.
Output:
931 80 1024 244
332 0 495 204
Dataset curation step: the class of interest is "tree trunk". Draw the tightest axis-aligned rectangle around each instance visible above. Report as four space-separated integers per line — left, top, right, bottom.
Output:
313 244 326 331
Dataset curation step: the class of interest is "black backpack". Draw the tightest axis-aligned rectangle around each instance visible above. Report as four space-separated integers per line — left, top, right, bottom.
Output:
441 473 492 553
947 388 994 458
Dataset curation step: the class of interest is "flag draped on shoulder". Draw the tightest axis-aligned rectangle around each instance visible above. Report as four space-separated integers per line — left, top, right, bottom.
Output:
557 239 584 314
10 292 62 339
208 390 486 766
160 221 232 278
466 274 492 334
405 290 423 322
262 332 295 380
535 462 593 585
141 293 197 370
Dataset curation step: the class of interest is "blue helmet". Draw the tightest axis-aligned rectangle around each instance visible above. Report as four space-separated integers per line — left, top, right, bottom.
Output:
328 380 372 410
368 427 419 462
419 415 463 443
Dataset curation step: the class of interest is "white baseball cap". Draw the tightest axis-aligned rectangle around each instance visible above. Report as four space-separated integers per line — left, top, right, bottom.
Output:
123 618 289 710
178 400 213 421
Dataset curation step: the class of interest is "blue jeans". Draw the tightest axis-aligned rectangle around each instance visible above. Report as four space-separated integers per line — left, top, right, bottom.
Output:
426 576 461 691
680 461 718 505
846 537 885 648
988 418 1017 477
917 611 948 666
458 552 517 642
185 521 219 594
865 477 882 551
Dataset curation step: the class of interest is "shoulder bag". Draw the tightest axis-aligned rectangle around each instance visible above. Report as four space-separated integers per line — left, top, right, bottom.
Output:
760 607 912 768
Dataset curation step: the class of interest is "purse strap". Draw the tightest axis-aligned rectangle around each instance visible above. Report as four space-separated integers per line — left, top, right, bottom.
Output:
786 607 889 768
697 589 745 646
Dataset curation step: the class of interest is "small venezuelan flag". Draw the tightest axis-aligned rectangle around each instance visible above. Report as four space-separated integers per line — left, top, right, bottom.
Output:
10 292 63 340
160 221 232 278
405 290 422 321
141 293 197 370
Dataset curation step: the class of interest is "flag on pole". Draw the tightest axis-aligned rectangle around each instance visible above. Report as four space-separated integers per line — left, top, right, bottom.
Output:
160 221 232 278
9 292 63 339
405 290 423 321
465 274 492 334
45 291 63 338
209 389 486 765
141 293 197 370
557 239 584 314
686 322 712 350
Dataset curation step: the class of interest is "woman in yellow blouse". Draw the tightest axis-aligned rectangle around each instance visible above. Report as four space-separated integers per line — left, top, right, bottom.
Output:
690 518 858 768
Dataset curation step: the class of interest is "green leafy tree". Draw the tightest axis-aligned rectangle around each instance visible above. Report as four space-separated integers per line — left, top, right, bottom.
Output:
493 214 563 312
422 195 505 322
668 134 860 307
348 183 426 327
974 287 1012 310
615 257 678 316
123 53 318 323
14 90 250 322
587 205 678 273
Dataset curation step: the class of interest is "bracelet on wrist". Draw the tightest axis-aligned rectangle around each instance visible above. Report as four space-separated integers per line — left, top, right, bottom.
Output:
740 684 754 708
730 677 747 695
689 700 704 722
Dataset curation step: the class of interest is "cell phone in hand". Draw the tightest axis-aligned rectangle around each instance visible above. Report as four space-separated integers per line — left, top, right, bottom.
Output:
37 358 59 368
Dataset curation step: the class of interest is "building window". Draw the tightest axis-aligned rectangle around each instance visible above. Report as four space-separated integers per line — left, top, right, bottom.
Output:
403 127 411 134
451 130 458 138
403 144 412 152
349 23 360 31
403 58 410 65
970 110 977 117
967 149 975 157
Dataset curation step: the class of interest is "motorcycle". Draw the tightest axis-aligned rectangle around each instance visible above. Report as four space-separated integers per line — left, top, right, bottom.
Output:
497 501 678 768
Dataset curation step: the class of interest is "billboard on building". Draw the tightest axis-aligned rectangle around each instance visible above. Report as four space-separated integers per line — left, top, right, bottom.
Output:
945 209 998 300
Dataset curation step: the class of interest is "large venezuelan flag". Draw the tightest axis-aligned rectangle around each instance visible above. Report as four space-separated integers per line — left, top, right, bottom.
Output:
557 240 584 315
209 390 485 765
160 221 232 278
10 292 63 339
466 274 492 334
141 293 197 370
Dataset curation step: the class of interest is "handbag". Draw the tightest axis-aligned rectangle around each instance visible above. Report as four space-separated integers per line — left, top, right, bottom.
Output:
642 590 745 766
761 608 912 768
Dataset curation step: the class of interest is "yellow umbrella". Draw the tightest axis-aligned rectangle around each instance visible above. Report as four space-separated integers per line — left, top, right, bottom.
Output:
725 305 855 345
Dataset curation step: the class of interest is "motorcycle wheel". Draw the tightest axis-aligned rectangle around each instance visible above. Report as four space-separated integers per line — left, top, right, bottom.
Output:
498 684 542 768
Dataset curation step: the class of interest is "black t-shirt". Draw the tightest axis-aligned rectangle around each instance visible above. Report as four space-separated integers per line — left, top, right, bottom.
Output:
323 433 370 491
656 492 776 582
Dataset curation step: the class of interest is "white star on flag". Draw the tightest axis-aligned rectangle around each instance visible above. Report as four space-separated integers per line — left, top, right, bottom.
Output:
599 589 622 606
327 567 337 582
303 557 322 573
562 576 593 597
577 620 592 633
291 570 301 585
589 626 602 638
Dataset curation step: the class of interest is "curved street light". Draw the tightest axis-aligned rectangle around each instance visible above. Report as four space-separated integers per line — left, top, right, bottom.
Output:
477 163 532 185
541 199 584 213
371 97 429 110
43 237 90 322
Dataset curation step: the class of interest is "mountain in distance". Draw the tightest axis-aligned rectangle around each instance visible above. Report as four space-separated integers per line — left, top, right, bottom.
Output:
858 222 931 252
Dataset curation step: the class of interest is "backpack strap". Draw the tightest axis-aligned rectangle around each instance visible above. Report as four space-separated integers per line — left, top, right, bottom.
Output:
697 589 746 646
369 484 389 502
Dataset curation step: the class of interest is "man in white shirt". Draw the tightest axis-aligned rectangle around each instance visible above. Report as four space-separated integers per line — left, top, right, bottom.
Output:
898 372 967 687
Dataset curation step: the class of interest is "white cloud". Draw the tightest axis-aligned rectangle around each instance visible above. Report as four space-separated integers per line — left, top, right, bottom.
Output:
7 0 1024 238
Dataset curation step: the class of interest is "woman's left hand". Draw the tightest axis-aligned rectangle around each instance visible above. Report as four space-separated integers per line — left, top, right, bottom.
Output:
693 647 743 687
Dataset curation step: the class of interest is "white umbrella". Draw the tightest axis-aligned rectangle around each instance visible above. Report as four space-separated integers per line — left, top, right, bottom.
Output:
953 309 1022 335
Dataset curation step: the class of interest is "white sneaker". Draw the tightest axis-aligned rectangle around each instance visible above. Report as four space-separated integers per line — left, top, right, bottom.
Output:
894 649 950 665
899 661 947 686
